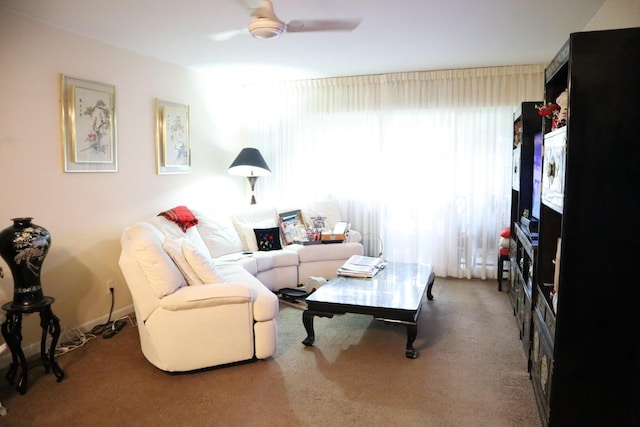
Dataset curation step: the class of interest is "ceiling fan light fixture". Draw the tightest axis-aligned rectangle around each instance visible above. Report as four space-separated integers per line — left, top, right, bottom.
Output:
248 17 285 39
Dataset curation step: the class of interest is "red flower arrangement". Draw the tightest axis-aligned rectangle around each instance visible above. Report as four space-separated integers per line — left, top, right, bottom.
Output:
536 102 560 119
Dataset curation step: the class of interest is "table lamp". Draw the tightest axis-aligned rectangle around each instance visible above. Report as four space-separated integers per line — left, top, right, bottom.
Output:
228 148 272 204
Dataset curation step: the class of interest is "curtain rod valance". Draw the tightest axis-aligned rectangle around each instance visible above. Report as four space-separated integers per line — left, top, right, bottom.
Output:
242 64 544 112
244 64 545 88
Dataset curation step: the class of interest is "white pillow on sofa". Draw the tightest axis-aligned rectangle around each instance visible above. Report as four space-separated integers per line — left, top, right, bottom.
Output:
191 209 243 258
182 239 227 284
162 237 203 286
230 206 279 251
147 215 210 255
303 200 344 230
127 223 186 298
240 219 278 252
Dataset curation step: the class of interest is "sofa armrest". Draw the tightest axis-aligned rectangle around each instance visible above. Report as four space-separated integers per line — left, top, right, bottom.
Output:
160 283 252 311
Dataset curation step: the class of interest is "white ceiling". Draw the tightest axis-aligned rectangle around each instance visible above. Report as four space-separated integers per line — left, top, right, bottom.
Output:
2 0 607 83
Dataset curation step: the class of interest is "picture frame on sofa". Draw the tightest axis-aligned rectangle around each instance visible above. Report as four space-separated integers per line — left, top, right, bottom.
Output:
279 209 308 245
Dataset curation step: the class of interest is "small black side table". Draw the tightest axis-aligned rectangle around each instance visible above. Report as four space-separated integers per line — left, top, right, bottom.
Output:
1 297 65 394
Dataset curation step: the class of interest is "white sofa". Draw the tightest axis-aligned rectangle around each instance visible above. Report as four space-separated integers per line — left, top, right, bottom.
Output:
118 201 363 372
199 202 364 291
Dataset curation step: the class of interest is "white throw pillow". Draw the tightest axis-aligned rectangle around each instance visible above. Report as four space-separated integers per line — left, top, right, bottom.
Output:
303 200 344 230
182 239 227 284
230 206 279 251
147 215 210 255
190 209 243 257
162 238 203 286
127 223 186 298
240 219 278 252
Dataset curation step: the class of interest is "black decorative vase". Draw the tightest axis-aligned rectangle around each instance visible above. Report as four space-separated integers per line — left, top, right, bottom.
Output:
0 217 50 307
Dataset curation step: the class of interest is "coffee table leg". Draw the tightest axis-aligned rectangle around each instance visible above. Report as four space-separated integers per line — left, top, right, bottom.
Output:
302 311 334 346
426 273 435 301
405 324 418 359
302 311 316 346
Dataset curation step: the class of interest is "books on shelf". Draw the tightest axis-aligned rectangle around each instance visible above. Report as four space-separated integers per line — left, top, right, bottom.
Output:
337 255 386 278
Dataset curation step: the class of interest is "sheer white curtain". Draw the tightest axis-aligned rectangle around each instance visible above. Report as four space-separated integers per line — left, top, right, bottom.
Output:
240 65 543 278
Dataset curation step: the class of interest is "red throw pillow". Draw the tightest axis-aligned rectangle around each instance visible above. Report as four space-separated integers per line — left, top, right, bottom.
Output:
500 227 510 238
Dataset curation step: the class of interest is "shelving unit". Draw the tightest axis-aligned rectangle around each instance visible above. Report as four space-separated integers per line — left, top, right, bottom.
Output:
507 102 540 370
528 27 640 426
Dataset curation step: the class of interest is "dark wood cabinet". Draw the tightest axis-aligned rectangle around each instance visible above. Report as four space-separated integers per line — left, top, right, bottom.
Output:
532 27 640 426
508 102 541 370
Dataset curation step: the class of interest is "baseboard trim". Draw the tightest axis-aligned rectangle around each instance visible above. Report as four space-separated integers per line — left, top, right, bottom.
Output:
0 304 134 370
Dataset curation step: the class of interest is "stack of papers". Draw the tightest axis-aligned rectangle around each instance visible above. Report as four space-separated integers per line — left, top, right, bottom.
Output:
337 255 386 278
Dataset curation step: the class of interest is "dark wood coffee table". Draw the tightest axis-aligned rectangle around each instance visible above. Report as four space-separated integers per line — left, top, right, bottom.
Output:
301 262 435 358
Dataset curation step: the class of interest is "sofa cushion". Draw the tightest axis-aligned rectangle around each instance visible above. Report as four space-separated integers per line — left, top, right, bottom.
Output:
293 242 364 263
252 250 299 272
221 255 258 275
254 227 283 251
127 223 186 298
162 237 203 286
182 239 227 284
191 209 243 257
230 206 279 251
302 200 345 230
147 216 210 255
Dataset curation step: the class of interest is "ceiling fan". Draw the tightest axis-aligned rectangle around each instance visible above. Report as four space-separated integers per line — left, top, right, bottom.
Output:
211 0 361 41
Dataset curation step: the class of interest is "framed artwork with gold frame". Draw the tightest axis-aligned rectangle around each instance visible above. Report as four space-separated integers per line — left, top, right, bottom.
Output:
60 74 117 172
155 98 191 174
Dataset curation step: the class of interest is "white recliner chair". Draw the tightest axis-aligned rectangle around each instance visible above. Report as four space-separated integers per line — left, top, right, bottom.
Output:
118 221 278 372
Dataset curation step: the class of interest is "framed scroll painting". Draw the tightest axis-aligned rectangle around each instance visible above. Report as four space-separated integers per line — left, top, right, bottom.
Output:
155 98 191 174
60 74 117 172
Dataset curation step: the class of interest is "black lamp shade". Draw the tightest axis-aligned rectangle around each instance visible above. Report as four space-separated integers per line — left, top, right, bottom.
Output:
228 148 271 177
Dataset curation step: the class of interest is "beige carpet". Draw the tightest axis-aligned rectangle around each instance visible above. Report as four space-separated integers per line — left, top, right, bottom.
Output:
0 278 540 426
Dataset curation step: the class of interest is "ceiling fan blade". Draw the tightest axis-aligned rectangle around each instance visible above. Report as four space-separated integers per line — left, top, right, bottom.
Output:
208 28 249 42
286 19 362 33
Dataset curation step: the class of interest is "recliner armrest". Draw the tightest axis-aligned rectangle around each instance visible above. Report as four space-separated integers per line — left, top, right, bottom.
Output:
160 283 252 311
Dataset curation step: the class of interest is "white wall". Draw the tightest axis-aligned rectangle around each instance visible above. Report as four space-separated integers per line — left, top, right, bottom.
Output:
585 0 640 30
0 12 249 347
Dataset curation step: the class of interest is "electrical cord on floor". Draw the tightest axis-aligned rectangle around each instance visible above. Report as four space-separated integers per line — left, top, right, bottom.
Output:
55 326 95 357
54 289 115 355
54 288 138 356
93 289 137 339
55 288 137 357
55 314 137 356
100 314 136 339
90 287 116 337
102 316 136 338
102 318 126 339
